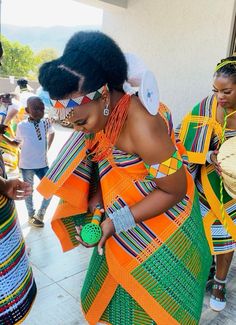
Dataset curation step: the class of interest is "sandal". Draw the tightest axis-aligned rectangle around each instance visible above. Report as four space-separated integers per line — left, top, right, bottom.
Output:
28 217 44 228
210 277 226 312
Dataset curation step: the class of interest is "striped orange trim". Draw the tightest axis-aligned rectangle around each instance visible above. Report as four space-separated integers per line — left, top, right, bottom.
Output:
201 165 236 240
85 274 118 325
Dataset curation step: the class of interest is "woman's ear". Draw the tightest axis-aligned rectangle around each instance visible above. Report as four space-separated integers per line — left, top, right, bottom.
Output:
101 91 110 107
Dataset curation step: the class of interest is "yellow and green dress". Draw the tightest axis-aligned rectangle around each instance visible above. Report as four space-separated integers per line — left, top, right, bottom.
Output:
176 94 236 254
0 102 23 176
38 104 211 325
0 124 19 175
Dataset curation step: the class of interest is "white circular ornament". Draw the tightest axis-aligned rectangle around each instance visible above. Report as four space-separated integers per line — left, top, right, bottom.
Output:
138 70 160 115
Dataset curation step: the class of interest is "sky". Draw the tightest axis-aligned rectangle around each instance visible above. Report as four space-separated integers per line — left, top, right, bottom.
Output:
1 0 103 27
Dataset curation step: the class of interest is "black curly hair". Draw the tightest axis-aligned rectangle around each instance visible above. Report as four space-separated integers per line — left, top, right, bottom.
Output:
214 56 236 83
17 78 28 88
38 31 128 99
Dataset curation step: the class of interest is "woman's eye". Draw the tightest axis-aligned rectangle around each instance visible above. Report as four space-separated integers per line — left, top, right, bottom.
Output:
224 92 231 95
75 120 86 126
212 89 217 93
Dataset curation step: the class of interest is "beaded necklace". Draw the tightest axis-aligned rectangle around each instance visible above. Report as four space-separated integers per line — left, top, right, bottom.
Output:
86 93 131 162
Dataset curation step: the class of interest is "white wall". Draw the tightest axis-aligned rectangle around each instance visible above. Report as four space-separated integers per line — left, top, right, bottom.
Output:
77 0 235 125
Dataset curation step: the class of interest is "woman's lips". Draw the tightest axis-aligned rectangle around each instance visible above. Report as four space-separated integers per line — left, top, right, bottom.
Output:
218 101 227 106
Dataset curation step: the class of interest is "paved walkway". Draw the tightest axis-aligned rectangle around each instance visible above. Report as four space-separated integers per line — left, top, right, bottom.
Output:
16 124 235 324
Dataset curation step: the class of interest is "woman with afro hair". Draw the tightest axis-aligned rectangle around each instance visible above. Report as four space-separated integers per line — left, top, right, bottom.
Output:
37 31 211 325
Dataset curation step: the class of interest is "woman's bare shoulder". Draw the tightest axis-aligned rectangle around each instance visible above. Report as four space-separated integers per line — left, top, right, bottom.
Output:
127 98 175 164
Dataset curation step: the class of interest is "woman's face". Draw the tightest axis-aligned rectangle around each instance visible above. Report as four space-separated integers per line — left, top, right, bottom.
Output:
213 75 236 109
67 95 108 134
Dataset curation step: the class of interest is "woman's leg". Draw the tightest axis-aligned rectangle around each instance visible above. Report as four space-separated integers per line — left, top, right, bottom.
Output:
215 251 234 281
210 251 234 311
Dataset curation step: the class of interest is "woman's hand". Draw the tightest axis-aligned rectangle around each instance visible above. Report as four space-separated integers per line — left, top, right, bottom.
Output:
0 124 8 134
88 183 103 213
210 150 222 175
97 218 115 255
75 216 115 256
0 178 32 200
75 225 97 248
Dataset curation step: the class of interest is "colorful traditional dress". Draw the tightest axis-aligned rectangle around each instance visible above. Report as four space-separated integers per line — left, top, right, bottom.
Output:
176 94 236 254
0 152 37 324
0 125 19 176
38 104 211 325
0 103 19 176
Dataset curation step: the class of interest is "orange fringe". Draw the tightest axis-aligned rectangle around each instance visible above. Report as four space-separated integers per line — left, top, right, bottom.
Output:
86 94 131 161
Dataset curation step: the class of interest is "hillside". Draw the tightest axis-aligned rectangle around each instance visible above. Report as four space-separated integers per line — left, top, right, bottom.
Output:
2 24 101 54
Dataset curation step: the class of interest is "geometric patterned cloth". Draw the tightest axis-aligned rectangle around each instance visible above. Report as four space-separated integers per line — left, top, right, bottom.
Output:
38 103 211 324
50 85 108 121
176 94 236 254
148 150 183 178
0 153 37 324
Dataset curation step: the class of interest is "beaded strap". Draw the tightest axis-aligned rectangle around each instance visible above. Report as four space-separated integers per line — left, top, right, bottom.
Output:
147 150 183 179
211 283 226 302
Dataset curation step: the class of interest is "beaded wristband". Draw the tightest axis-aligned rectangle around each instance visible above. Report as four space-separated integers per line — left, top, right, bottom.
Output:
206 150 214 164
108 206 136 234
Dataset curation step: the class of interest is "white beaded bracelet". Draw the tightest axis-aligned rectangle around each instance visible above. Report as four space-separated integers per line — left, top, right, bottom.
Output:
214 275 227 284
206 150 214 164
108 206 136 234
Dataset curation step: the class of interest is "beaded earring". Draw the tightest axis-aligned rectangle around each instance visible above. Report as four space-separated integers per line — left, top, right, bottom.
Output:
103 104 110 116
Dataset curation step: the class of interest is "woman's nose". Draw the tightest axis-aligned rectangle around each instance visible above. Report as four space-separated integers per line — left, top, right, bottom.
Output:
217 92 225 100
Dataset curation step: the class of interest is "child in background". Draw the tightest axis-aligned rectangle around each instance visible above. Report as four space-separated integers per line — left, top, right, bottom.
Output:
16 96 55 227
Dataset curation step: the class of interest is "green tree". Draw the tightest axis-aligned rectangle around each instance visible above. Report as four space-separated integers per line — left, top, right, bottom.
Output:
0 35 37 78
35 48 58 67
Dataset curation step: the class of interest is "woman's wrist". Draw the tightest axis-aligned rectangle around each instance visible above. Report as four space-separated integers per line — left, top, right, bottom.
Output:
108 206 136 234
0 177 8 196
206 150 214 164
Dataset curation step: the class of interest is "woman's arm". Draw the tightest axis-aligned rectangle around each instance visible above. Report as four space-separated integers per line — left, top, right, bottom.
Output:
95 111 187 254
130 114 187 222
4 108 18 125
0 134 20 147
